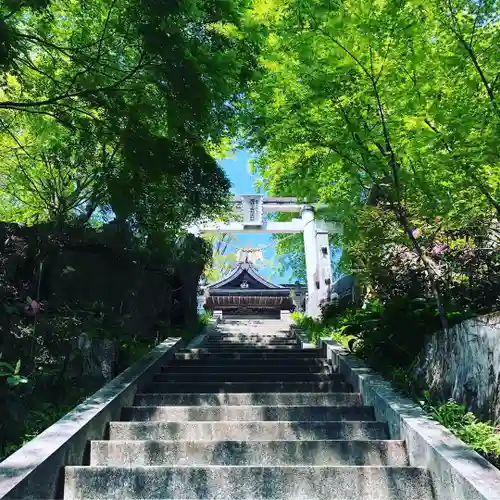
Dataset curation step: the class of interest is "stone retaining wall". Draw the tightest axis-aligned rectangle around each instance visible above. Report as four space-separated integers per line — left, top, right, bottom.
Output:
413 313 500 422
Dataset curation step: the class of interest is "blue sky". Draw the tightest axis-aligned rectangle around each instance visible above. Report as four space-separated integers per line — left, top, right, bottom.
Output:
218 149 293 283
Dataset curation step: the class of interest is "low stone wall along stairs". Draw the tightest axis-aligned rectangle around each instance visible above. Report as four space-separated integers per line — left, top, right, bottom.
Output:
63 319 436 499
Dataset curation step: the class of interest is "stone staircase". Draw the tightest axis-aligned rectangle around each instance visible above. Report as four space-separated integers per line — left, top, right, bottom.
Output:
64 319 435 499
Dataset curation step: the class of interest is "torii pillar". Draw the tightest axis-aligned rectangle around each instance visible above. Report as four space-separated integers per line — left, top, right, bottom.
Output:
300 205 320 317
316 225 333 304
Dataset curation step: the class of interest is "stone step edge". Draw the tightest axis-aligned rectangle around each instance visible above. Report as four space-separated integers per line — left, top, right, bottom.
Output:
67 465 424 470
181 348 318 351
199 343 299 345
202 344 298 346
133 392 364 403
133 396 364 406
153 374 340 379
123 404 373 410
165 362 330 365
187 342 305 344
145 382 350 388
174 354 322 357
110 420 384 425
135 392 362 397
89 439 408 464
162 368 333 372
204 336 297 338
155 372 340 375
161 369 333 374
145 385 350 389
146 373 349 382
179 349 321 352
204 340 296 343
91 438 404 444
204 338 296 340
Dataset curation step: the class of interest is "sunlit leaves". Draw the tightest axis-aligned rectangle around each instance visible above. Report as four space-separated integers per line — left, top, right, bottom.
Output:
0 0 260 237
238 0 500 281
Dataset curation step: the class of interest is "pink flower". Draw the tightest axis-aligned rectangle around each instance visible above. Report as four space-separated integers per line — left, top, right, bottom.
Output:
25 299 43 316
431 243 447 257
435 217 441 223
412 229 421 238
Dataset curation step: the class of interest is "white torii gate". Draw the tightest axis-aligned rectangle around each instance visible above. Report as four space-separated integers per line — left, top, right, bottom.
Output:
188 195 342 317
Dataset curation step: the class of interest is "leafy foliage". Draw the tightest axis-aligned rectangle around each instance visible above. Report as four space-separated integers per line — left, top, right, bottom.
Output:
0 0 262 236
424 398 500 469
199 310 213 327
203 233 239 283
0 359 28 387
236 0 500 324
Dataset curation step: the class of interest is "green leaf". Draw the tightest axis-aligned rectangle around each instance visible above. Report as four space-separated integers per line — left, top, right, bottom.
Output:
7 377 20 386
0 362 15 372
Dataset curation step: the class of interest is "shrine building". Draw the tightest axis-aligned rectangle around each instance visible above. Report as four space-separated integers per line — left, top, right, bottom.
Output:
203 252 299 320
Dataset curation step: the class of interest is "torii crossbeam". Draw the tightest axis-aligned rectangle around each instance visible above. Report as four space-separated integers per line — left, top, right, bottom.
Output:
188 196 341 317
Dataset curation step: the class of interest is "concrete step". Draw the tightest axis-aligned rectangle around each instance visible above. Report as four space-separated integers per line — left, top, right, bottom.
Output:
153 373 340 383
175 350 322 360
64 465 433 500
143 380 351 393
162 364 332 374
214 333 294 338
203 342 299 348
108 420 389 441
205 335 297 340
214 332 293 336
214 332 294 335
213 331 293 336
211 338 296 342
210 324 291 328
90 439 408 466
204 335 296 340
203 339 299 347
221 322 292 325
218 322 289 326
188 345 301 351
134 392 364 407
202 348 301 352
179 348 320 353
168 358 330 368
208 337 295 342
216 328 291 333
121 405 376 422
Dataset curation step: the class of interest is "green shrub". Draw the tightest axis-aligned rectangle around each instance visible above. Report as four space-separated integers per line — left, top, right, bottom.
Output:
292 313 330 346
199 311 213 327
424 398 500 468
424 399 469 428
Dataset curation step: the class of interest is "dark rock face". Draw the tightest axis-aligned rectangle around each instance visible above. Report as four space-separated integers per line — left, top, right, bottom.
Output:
3 221 203 317
0 222 206 361
0 222 207 458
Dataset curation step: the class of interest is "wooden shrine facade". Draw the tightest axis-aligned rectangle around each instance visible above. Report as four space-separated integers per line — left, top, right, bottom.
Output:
203 260 295 319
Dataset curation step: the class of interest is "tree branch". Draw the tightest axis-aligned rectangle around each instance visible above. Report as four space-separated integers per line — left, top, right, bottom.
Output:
0 52 146 110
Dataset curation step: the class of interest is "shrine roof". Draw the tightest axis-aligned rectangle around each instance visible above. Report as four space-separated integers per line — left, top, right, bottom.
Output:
207 262 285 291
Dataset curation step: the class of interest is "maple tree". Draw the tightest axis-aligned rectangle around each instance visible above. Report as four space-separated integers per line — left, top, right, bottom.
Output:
237 0 500 325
